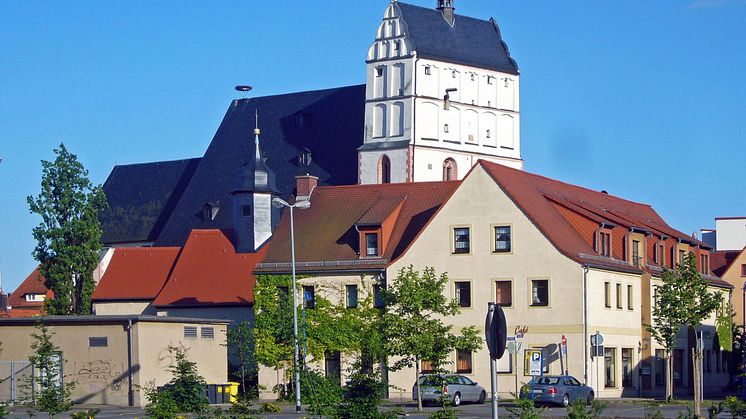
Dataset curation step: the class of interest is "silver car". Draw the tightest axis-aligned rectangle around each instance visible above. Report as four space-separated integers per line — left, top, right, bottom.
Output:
412 374 487 406
519 375 594 407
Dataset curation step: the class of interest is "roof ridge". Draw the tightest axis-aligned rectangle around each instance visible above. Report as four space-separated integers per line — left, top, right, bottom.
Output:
118 247 182 252
111 157 201 170
234 84 365 104
479 160 654 209
314 180 461 191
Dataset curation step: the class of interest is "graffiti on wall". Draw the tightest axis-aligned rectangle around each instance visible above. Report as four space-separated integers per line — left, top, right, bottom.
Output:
74 360 125 392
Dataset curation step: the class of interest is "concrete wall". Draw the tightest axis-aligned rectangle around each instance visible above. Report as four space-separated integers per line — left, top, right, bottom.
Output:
94 301 155 315
716 218 746 251
0 319 227 407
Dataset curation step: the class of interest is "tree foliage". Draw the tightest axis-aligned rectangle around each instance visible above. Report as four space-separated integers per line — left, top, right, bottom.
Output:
646 252 721 400
164 345 208 413
225 321 257 395
27 144 107 315
382 266 482 411
27 321 75 417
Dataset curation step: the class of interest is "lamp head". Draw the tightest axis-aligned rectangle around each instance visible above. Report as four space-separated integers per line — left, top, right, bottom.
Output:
272 197 289 209
295 200 311 210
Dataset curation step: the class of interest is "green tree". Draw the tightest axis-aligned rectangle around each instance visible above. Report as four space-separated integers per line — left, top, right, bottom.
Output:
647 253 721 402
382 266 482 412
164 346 208 413
27 144 107 315
27 322 75 418
225 321 257 396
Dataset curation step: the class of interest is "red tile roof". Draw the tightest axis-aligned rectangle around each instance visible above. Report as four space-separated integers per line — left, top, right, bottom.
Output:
711 248 744 277
256 181 460 273
92 247 181 301
7 267 51 310
478 160 725 285
152 229 266 307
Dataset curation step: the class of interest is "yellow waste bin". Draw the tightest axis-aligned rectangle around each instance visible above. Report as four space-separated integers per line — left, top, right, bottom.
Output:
227 382 240 403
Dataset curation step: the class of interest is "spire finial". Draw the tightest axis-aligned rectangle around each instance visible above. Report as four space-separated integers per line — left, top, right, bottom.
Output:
254 109 261 138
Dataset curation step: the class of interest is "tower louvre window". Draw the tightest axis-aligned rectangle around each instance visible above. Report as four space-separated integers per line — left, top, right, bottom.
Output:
425 66 431 75
241 205 251 217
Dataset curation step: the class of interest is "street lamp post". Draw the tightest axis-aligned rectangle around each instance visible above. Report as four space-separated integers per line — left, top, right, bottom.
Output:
742 282 746 401
272 197 310 413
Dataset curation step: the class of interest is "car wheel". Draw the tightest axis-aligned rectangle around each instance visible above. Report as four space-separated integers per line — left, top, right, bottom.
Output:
587 391 594 403
561 394 569 407
478 390 486 404
452 392 461 407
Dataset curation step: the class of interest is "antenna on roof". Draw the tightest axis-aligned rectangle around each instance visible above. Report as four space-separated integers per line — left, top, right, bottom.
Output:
235 85 253 99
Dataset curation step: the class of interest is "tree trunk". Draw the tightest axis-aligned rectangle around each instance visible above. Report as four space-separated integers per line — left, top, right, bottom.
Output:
692 347 701 418
415 359 423 412
666 351 673 401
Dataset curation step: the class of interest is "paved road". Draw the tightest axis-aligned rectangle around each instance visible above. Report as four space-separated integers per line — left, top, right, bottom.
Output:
0 400 728 418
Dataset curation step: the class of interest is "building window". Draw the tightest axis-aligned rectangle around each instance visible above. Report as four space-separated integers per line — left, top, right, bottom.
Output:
325 351 342 385
421 359 435 373
452 70 457 78
655 349 665 387
742 264 746 277
700 254 709 274
487 76 494 85
456 349 472 373
184 326 198 339
303 285 315 309
627 285 633 310
346 284 358 308
25 294 45 302
616 283 623 309
486 129 491 138
622 348 633 387
494 226 511 253
453 227 470 254
604 282 611 308
604 347 617 388
455 281 471 308
443 124 449 133
379 155 391 184
673 349 683 385
632 240 641 267
376 67 383 77
89 337 108 347
705 350 711 373
394 40 400 51
424 66 431 75
599 232 611 257
531 279 549 307
201 327 214 339
678 249 686 266
373 284 385 308
495 280 512 307
241 205 251 217
443 158 457 181
365 233 379 256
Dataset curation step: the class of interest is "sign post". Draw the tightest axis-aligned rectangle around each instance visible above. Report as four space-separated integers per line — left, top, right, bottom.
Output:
485 303 507 419
590 331 604 394
524 349 543 399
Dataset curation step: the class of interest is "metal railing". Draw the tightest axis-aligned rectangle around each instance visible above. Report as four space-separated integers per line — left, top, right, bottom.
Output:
0 361 34 404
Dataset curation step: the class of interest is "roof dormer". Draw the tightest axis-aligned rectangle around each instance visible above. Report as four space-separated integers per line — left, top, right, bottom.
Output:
355 194 407 258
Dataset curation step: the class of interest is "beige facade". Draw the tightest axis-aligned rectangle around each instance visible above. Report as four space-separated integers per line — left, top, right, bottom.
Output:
0 316 228 407
257 164 730 400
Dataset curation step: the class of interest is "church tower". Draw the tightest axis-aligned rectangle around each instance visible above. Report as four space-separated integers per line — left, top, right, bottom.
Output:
358 0 523 184
231 112 280 253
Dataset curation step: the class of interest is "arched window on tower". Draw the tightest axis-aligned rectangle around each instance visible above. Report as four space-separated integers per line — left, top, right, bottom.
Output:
379 155 391 184
443 158 457 181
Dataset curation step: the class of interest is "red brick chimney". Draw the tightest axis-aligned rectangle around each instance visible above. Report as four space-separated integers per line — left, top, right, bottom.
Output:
295 174 318 201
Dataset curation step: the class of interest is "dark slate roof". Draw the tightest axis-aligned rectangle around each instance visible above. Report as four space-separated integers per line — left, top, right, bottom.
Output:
100 158 200 244
153 85 365 246
397 2 518 75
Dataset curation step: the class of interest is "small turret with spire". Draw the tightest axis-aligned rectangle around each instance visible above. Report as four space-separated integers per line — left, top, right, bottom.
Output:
437 0 455 25
231 110 279 253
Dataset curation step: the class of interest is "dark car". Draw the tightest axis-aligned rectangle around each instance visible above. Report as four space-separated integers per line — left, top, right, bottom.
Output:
413 374 487 406
519 375 594 407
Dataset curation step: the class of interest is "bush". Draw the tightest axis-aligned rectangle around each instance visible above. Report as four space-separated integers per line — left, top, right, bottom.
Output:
725 396 746 418
505 396 546 419
428 407 458 419
70 409 100 419
566 399 607 419
144 385 179 419
337 374 388 419
301 370 342 417
260 402 281 413
644 404 665 419
166 346 209 414
675 406 698 419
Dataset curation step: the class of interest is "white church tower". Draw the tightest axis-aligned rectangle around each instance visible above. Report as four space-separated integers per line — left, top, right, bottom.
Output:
358 0 523 184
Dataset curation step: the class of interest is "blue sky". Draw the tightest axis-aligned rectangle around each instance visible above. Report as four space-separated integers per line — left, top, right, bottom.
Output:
1 0 745 292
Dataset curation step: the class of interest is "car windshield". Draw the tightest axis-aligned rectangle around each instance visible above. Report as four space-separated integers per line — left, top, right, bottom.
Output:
531 376 560 385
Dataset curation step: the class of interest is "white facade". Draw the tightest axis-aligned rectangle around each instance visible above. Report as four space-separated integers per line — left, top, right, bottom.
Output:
359 2 523 184
715 217 746 251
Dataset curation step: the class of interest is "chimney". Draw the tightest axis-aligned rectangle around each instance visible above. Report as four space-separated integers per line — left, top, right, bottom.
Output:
296 174 318 201
437 0 455 26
